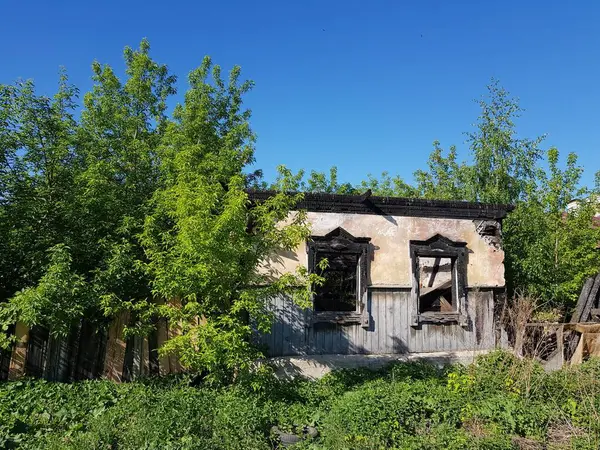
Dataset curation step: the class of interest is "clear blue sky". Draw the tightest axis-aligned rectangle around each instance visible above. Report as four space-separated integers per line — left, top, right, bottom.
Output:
1 0 599 187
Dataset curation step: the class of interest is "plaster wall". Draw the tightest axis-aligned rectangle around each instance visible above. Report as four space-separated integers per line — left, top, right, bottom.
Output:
263 212 505 288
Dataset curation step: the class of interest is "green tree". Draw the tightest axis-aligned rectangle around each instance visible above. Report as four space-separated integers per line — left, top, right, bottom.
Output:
266 165 357 194
138 57 316 382
413 142 470 200
0 42 317 382
504 148 600 306
0 74 84 343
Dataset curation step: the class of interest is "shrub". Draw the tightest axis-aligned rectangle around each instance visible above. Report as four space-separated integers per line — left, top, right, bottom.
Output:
1 354 600 449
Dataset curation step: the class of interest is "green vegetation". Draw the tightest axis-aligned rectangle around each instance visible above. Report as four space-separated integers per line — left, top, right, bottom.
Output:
1 352 599 449
0 40 320 382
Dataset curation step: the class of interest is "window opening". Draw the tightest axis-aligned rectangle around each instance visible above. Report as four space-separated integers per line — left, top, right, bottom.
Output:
314 251 359 312
307 227 370 325
410 234 467 326
418 256 455 313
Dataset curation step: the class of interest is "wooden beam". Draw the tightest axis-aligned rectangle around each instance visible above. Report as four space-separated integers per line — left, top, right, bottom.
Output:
571 276 595 323
582 275 600 322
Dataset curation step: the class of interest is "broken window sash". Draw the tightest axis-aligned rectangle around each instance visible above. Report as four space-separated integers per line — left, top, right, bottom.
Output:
418 257 455 313
410 235 468 327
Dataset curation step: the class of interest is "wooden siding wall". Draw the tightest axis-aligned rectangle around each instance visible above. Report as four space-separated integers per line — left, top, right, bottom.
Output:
257 289 497 356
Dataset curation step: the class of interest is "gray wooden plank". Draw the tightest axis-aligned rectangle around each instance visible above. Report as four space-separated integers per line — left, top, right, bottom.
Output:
348 322 357 354
355 323 364 354
295 304 307 354
390 291 395 352
572 276 596 323
439 322 448 351
296 306 305 355
450 321 458 352
269 298 277 355
367 293 376 353
456 323 465 351
324 327 331 354
348 325 357 355
293 306 301 355
265 299 273 355
316 327 324 355
429 325 438 353
399 291 409 354
332 326 342 354
274 298 284 356
339 326 348 355
398 292 410 353
303 308 310 355
414 324 423 353
380 292 387 353
382 291 389 353
386 291 394 353
307 324 315 355
377 292 385 353
427 324 444 352
340 325 348 354
280 297 288 355
484 292 494 349
387 291 395 353
282 298 291 356
327 327 334 354
409 315 417 352
390 291 398 353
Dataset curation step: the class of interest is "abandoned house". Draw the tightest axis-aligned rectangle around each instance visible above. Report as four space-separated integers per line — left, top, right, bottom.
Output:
0 191 513 381
250 191 514 362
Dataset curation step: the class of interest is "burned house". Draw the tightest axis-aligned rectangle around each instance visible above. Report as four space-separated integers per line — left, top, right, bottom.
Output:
251 191 513 360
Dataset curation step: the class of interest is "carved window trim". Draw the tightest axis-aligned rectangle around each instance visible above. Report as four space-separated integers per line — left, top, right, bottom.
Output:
307 227 371 327
410 234 468 327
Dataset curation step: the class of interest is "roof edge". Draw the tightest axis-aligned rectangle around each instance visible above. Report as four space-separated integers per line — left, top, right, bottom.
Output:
246 190 515 220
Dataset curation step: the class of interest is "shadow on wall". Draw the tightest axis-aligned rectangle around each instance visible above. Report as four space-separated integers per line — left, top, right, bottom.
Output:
255 291 410 361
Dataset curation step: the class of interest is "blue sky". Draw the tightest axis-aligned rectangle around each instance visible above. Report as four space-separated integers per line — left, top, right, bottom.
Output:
1 0 599 187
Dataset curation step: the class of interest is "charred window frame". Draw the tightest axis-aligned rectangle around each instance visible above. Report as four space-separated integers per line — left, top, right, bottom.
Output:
410 234 468 327
307 227 370 327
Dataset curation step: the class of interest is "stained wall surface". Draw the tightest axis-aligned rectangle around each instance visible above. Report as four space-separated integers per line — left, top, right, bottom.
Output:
262 212 505 288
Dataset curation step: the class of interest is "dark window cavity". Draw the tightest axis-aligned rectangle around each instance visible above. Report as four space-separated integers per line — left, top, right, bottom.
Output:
313 251 359 312
307 227 370 322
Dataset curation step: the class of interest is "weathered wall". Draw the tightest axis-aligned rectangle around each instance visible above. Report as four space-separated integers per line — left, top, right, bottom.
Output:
262 212 505 288
257 289 499 357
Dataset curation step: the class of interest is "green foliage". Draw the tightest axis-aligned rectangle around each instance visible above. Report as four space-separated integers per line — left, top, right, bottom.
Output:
2 245 94 338
0 41 319 381
1 354 599 449
267 165 358 194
